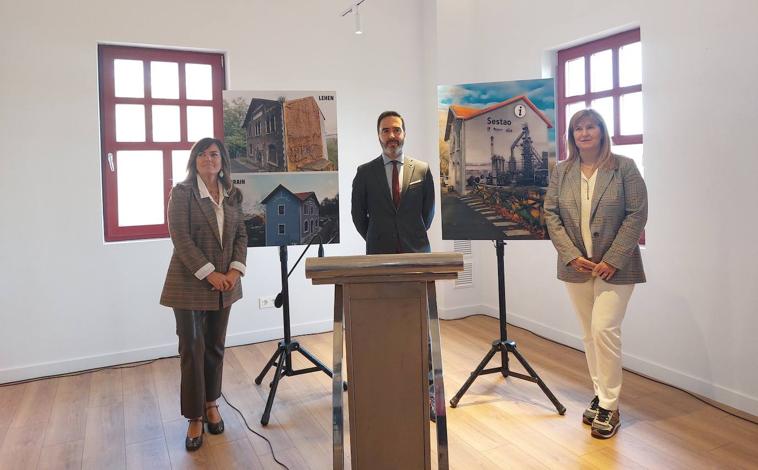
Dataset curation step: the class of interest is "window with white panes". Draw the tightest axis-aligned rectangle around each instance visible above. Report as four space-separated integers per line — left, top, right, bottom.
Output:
557 29 643 175
98 45 225 241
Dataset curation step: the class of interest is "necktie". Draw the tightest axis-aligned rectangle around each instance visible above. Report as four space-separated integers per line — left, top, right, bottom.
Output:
392 160 400 209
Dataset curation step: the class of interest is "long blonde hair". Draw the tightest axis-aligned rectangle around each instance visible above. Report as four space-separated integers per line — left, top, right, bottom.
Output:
566 109 617 170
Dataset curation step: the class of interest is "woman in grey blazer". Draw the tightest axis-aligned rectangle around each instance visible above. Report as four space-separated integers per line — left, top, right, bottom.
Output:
160 138 247 451
544 109 647 439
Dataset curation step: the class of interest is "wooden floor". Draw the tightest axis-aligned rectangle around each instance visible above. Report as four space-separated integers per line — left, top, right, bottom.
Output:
1 315 756 469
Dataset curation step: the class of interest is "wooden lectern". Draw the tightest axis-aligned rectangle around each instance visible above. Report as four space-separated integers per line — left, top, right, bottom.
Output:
305 253 463 470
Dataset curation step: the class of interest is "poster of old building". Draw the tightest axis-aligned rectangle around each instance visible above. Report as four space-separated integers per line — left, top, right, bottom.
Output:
233 172 339 248
224 90 339 247
438 79 556 240
223 90 338 173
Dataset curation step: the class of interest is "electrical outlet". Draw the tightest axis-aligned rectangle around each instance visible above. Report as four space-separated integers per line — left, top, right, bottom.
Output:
259 296 276 309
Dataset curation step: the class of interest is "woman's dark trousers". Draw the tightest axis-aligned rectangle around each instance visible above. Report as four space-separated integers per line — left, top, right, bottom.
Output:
173 307 231 419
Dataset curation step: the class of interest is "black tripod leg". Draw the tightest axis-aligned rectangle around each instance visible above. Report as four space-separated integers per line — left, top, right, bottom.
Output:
450 344 500 408
297 346 333 377
254 346 283 385
509 346 566 415
500 344 510 378
297 345 348 391
260 349 288 425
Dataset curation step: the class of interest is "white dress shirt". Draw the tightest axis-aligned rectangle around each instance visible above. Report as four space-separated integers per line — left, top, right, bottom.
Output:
382 153 404 197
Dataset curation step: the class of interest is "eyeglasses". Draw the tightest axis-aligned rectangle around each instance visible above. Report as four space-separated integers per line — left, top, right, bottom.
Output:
198 151 221 160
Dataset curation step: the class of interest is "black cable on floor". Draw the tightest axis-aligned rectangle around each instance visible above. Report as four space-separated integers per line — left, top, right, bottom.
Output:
440 313 758 426
0 344 297 467
221 392 289 470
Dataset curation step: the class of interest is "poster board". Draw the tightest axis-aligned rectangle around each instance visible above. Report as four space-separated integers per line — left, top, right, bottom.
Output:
224 90 339 247
438 79 556 240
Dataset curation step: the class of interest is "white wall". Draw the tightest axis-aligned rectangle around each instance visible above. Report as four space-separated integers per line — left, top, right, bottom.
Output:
0 0 438 379
436 0 758 415
2 0 756 416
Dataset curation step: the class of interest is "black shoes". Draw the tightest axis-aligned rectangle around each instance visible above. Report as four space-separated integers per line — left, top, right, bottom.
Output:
185 418 204 451
205 404 225 435
185 404 224 451
582 396 599 425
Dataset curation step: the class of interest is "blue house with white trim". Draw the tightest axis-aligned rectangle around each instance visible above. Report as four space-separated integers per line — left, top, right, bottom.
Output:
262 184 320 246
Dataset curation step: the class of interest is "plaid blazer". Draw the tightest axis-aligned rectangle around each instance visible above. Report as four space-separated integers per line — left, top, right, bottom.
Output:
544 155 647 284
160 180 247 310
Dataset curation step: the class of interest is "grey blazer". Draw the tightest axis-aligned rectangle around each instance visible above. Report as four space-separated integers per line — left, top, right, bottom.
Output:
544 155 647 284
351 155 435 254
160 180 247 310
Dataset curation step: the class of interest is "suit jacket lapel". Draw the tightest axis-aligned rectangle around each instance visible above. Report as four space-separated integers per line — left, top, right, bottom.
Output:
590 168 613 220
222 196 235 250
565 160 582 212
192 184 223 247
401 157 415 202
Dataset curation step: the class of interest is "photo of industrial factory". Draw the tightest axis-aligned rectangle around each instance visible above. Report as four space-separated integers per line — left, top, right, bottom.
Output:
438 79 556 240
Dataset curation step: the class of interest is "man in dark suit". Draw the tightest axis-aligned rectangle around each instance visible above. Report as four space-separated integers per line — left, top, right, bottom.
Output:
351 110 435 254
351 111 439 420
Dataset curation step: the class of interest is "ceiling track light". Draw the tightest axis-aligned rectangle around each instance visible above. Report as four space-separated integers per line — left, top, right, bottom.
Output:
341 0 367 35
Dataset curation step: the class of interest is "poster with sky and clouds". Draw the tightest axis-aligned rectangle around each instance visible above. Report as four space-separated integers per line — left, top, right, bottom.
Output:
438 79 556 240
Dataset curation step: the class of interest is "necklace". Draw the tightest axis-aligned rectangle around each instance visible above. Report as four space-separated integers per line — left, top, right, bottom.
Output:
580 160 597 179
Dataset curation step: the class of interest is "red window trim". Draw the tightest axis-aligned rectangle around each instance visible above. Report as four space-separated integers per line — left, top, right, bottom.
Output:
98 45 225 242
556 28 642 161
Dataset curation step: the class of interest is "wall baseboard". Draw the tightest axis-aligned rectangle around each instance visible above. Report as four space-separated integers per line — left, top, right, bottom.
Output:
4 307 756 417
442 303 758 417
438 304 499 320
0 320 333 384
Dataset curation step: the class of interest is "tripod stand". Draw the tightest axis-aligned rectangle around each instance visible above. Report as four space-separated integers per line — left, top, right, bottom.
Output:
255 243 337 425
449 240 566 415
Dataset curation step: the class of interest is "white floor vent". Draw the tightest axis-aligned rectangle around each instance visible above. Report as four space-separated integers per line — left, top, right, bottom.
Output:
455 261 474 288
453 239 472 256
453 240 473 288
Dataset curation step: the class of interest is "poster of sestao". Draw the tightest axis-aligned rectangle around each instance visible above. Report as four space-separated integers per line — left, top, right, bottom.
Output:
438 79 556 240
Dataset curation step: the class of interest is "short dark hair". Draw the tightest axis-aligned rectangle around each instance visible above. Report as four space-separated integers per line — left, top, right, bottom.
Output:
376 110 405 133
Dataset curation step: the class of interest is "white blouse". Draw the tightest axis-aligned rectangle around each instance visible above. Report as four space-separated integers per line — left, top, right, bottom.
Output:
197 175 227 243
580 169 598 258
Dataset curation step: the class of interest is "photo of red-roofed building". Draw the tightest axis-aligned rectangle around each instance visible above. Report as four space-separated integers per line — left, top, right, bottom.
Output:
233 172 339 247
445 95 553 195
262 184 321 246
438 79 556 240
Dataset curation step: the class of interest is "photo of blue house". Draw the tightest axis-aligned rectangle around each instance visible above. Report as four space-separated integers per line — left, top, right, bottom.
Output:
262 184 321 246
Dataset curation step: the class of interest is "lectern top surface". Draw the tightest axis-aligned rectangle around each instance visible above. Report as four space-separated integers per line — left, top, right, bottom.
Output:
304 252 463 281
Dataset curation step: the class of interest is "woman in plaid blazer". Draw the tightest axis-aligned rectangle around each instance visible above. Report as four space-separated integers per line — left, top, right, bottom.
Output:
544 109 647 440
160 138 247 451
